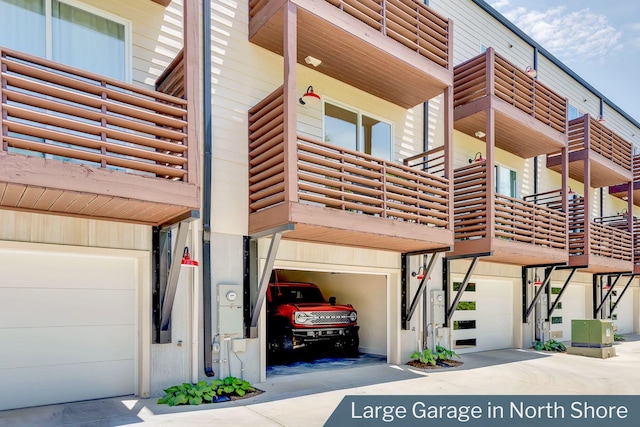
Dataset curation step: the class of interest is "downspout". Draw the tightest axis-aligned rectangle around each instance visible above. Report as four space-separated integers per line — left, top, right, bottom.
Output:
532 47 538 195
202 0 215 377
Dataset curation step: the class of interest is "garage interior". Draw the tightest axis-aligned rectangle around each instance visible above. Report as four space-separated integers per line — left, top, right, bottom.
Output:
266 269 387 375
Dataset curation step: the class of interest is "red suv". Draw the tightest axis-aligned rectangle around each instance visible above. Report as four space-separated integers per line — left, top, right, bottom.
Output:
267 282 359 360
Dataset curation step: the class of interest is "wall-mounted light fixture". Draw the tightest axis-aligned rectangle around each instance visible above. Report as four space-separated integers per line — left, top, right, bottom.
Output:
411 268 430 281
181 246 199 267
597 115 606 124
533 275 542 286
304 55 322 67
525 66 537 78
299 86 321 105
469 152 484 163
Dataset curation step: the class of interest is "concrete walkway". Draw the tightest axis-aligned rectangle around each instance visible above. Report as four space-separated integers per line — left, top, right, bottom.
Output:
2 336 639 426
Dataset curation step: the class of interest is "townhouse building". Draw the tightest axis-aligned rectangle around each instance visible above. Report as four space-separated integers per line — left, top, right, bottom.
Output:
1 0 639 411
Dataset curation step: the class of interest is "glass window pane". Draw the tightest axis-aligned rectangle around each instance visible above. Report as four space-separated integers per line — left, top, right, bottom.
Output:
0 0 45 56
324 103 357 152
362 115 391 160
52 0 125 80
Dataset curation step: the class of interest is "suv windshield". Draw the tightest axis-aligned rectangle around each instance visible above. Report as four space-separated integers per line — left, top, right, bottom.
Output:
270 285 325 304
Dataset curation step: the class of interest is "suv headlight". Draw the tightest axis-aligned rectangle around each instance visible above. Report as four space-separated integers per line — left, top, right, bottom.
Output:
294 311 311 324
349 312 357 322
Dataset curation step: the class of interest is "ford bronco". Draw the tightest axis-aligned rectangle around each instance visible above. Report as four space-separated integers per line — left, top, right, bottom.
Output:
267 281 359 360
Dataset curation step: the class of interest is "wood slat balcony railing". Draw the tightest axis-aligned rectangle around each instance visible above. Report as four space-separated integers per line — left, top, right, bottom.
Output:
156 48 185 99
549 115 632 173
453 161 567 250
568 198 633 262
454 49 567 134
250 0 451 70
248 86 450 230
0 47 190 180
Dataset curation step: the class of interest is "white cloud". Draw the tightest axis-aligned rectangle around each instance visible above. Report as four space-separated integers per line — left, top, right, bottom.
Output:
490 0 510 9
492 4 622 64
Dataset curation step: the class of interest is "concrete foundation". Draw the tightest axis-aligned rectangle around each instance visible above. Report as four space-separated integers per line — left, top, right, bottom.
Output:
567 346 617 359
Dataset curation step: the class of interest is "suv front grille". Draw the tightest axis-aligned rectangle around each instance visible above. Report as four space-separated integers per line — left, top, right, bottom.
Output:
307 311 353 324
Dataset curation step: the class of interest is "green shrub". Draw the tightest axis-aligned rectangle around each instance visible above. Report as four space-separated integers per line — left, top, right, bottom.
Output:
157 376 256 406
534 339 566 352
614 333 625 341
435 345 460 361
410 348 438 366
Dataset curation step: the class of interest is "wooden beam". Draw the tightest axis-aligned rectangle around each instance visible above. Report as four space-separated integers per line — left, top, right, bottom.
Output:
283 2 298 203
183 0 200 186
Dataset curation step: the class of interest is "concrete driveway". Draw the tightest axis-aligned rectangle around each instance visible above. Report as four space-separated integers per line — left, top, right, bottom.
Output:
2 336 639 426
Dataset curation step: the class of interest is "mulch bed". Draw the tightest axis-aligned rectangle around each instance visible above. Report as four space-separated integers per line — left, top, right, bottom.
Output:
228 389 265 401
406 359 464 369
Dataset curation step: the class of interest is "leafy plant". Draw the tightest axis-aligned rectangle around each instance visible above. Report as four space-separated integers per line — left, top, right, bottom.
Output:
614 333 625 341
534 339 566 352
435 345 460 361
410 348 438 366
157 377 256 406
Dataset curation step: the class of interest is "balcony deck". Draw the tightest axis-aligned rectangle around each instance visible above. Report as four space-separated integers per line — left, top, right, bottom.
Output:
249 0 452 108
248 86 453 252
609 155 640 206
547 115 633 188
453 48 568 159
567 201 634 273
0 47 198 226
448 161 568 265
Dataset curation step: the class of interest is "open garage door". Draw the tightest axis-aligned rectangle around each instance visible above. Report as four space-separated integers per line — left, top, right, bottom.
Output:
267 269 387 372
0 245 139 410
451 279 514 354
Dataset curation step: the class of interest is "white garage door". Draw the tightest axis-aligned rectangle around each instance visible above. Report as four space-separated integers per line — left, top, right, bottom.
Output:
612 287 634 334
452 280 513 354
0 246 137 410
549 284 585 342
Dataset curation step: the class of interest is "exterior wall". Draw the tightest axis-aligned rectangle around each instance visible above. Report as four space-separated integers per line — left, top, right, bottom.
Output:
430 0 534 68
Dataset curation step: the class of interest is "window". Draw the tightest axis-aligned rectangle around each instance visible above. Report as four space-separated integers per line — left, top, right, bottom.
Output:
456 301 476 311
324 101 392 160
453 320 476 330
495 164 517 197
0 0 130 81
453 282 476 292
568 104 582 120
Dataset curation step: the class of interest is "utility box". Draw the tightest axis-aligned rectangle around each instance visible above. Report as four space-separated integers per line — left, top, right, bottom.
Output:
571 319 613 348
217 284 243 337
430 290 445 325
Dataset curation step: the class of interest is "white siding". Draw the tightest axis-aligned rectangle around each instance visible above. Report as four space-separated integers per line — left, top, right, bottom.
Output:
430 0 535 68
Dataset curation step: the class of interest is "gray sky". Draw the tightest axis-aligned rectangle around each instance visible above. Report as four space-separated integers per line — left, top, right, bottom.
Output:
490 0 640 122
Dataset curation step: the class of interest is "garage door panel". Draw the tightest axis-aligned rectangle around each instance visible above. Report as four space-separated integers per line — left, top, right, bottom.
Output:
0 325 135 368
0 360 135 410
0 245 138 411
0 288 135 328
0 250 136 290
452 280 513 353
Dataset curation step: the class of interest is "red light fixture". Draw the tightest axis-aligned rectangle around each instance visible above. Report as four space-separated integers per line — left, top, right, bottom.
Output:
299 86 321 105
181 246 198 268
533 276 542 286
525 66 537 78
469 152 484 163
